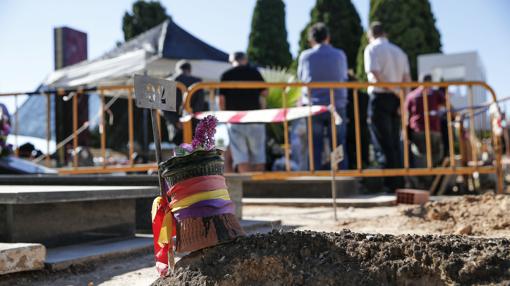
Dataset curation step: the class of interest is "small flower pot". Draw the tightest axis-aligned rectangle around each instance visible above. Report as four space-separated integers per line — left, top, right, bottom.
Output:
160 149 245 253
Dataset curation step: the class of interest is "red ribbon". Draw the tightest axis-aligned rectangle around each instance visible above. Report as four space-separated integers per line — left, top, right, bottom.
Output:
168 175 227 202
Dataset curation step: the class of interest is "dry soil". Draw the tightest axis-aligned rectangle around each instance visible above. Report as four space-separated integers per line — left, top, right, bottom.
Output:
153 230 510 286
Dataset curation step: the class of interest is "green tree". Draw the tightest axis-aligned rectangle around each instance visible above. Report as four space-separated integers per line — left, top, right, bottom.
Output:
247 0 292 68
295 0 363 70
355 32 369 81
355 0 442 80
122 0 169 41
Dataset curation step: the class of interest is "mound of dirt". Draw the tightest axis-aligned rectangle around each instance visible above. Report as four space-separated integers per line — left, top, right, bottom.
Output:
402 192 510 236
153 230 510 286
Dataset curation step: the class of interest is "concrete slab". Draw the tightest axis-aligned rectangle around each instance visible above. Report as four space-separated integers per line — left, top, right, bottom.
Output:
243 177 359 198
0 185 158 204
0 174 159 186
0 243 45 275
1 198 136 247
243 195 397 208
0 185 159 246
45 236 153 271
0 183 245 246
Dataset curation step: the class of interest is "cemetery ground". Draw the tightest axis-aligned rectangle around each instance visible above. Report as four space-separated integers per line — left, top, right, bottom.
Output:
1 192 509 285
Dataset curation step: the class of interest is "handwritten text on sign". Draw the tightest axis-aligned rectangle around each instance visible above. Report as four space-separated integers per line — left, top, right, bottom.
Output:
134 74 177 112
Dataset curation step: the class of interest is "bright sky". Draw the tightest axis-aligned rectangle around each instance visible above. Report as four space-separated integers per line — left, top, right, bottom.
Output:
1 0 509 109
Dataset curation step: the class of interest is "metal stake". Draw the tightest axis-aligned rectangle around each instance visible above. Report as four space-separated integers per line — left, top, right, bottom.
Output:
150 109 166 197
330 145 343 222
331 160 338 221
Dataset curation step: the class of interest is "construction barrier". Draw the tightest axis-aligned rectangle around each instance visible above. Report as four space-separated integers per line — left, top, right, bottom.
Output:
183 81 504 193
0 81 504 193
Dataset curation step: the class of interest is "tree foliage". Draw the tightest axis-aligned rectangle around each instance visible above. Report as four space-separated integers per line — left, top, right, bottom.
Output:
247 0 292 68
296 0 363 70
355 0 442 80
355 32 369 81
122 0 169 41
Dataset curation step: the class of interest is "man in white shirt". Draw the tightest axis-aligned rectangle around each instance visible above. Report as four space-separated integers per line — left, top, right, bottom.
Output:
364 21 411 192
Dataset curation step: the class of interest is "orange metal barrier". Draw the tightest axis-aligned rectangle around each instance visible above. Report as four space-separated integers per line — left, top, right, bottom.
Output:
182 81 503 193
0 81 504 193
0 83 187 171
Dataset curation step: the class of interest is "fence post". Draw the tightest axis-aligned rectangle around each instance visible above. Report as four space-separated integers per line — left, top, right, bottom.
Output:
422 89 432 169
14 95 19 156
329 88 338 170
72 91 79 169
399 90 409 169
307 89 315 172
282 89 291 172
100 89 106 168
128 88 135 165
46 93 51 167
468 85 478 169
445 86 456 168
353 89 362 172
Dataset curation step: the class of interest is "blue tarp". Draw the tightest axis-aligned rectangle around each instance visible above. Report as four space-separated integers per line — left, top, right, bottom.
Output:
101 19 228 62
161 20 228 61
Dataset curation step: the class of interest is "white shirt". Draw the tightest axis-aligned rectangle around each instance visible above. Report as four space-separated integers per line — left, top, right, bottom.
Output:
364 37 410 94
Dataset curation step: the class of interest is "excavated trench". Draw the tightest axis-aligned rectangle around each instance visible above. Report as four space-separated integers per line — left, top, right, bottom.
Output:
153 230 510 286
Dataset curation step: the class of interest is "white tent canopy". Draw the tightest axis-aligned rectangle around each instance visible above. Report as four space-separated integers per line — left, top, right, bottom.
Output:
42 49 231 88
43 50 150 88
42 19 232 89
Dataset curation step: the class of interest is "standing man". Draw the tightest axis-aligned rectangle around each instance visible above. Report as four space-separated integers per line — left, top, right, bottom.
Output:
219 52 267 172
405 74 446 181
164 60 206 145
364 21 411 192
297 22 349 170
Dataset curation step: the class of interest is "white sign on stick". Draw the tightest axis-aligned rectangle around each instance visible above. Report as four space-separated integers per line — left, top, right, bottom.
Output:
134 74 177 112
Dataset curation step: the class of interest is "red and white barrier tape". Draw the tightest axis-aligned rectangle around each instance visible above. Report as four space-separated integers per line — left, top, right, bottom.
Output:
190 105 329 123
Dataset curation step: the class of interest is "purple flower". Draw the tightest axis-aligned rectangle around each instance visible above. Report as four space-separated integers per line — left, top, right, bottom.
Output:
174 116 218 157
179 143 194 153
191 115 218 151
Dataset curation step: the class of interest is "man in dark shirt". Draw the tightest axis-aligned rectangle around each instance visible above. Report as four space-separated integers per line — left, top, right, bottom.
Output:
405 74 446 189
219 52 267 172
219 53 265 111
405 74 446 167
164 60 206 144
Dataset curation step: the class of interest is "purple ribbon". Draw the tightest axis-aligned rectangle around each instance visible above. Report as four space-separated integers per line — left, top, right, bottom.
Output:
173 199 235 221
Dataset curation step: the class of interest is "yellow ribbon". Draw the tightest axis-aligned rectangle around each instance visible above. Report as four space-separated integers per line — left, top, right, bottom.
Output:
151 196 163 222
152 196 173 247
158 212 173 247
170 189 230 212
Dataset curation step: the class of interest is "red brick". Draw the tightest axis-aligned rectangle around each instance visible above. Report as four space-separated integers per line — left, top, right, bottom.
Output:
396 189 430 205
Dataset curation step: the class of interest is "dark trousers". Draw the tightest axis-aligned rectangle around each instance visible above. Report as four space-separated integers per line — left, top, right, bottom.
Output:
310 108 348 170
369 92 403 191
346 90 370 169
408 131 443 189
